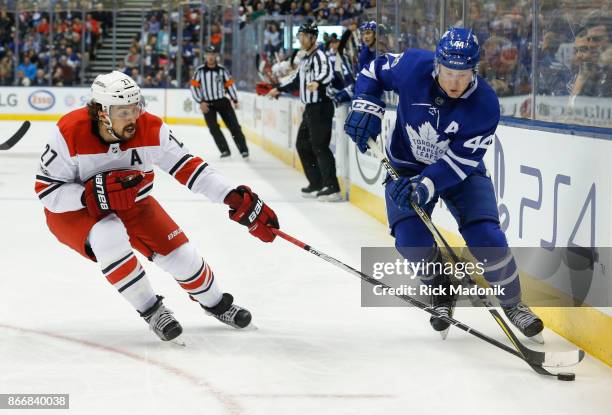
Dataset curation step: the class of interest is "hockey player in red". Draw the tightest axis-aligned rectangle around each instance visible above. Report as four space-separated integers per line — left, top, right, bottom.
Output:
35 71 279 342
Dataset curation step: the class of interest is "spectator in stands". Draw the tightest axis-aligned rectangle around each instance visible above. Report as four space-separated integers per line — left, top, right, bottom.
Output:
210 23 223 50
154 69 170 88
91 2 112 39
143 74 155 87
149 15 161 36
0 66 11 85
54 55 75 86
537 30 572 96
570 24 611 97
14 69 31 86
142 44 159 76
85 13 101 58
33 68 48 86
124 46 141 70
131 67 144 85
37 17 49 36
16 56 37 81
264 22 282 55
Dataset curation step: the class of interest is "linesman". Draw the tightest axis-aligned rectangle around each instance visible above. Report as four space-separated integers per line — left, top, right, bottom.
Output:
269 22 341 201
190 46 249 159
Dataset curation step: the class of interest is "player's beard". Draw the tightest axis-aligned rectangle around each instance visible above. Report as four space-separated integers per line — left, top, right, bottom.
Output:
117 123 136 140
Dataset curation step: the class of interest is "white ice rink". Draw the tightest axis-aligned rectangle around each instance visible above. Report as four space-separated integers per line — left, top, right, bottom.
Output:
1 121 611 415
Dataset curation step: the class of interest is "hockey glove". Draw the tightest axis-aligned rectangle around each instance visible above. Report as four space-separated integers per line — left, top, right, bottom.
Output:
344 94 385 153
225 185 279 243
388 175 435 211
82 170 144 217
333 89 352 106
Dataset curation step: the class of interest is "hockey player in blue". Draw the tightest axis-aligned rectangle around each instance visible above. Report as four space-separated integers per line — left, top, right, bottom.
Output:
344 28 544 342
334 21 379 105
357 21 377 72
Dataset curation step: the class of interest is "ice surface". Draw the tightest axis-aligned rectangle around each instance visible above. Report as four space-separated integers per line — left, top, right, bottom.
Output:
0 121 610 415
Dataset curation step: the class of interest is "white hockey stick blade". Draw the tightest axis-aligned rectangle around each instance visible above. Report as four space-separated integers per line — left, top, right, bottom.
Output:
542 349 585 368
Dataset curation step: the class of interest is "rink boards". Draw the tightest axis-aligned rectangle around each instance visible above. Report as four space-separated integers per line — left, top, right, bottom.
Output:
0 86 610 366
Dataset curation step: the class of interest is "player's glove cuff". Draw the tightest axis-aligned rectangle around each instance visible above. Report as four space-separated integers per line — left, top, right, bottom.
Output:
350 94 386 119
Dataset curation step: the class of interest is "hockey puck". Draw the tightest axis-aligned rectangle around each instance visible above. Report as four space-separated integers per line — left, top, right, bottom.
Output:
557 372 576 381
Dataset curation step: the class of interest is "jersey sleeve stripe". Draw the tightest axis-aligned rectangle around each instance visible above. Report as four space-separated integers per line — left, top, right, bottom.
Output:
441 154 467 180
174 157 204 185
36 183 64 199
169 154 193 176
447 149 480 167
36 175 66 184
187 162 209 190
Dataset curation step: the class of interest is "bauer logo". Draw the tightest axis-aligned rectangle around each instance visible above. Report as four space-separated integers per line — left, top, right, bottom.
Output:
28 90 55 111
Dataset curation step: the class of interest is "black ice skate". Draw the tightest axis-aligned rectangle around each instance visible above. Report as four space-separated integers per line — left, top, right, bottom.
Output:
202 293 252 329
140 295 184 344
301 185 322 199
502 302 544 344
429 276 458 340
316 186 342 202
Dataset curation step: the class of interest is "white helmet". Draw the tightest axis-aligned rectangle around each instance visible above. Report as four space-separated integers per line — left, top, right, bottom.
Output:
91 70 141 113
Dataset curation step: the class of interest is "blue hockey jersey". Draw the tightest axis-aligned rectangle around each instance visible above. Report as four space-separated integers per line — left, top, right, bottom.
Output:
355 48 500 193
358 45 376 72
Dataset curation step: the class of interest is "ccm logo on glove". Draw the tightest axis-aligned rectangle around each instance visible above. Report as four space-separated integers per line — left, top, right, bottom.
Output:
351 99 385 118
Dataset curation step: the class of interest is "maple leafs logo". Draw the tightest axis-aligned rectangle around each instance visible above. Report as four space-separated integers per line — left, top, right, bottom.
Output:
407 122 449 165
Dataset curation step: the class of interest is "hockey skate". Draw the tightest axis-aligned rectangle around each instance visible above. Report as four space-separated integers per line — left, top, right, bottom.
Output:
140 295 185 345
301 185 322 199
429 275 458 340
202 293 252 329
502 302 544 344
316 186 342 202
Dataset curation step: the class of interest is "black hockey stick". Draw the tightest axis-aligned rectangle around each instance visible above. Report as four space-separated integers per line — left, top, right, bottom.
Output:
0 121 31 150
365 138 584 374
272 228 579 378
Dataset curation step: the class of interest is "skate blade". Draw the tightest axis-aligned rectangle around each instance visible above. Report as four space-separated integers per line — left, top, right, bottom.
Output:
439 327 450 340
527 332 544 345
240 323 258 331
169 336 187 347
317 194 343 202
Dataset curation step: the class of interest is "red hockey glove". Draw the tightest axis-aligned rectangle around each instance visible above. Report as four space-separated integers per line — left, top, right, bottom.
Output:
83 170 144 217
224 185 279 242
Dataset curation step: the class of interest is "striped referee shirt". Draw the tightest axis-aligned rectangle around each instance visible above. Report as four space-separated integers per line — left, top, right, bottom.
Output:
278 48 333 104
190 64 238 103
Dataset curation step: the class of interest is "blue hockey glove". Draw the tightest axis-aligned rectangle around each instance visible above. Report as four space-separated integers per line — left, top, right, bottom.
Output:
333 89 352 105
388 175 435 211
344 94 385 153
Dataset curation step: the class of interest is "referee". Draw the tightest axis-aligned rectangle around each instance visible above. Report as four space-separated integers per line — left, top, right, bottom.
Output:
268 22 341 202
190 46 249 159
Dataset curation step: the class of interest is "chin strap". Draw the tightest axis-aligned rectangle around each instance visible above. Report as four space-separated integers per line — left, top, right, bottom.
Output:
100 113 123 142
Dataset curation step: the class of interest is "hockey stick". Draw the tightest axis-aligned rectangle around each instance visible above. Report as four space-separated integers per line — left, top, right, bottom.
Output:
271 227 579 378
0 121 31 150
365 138 584 373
